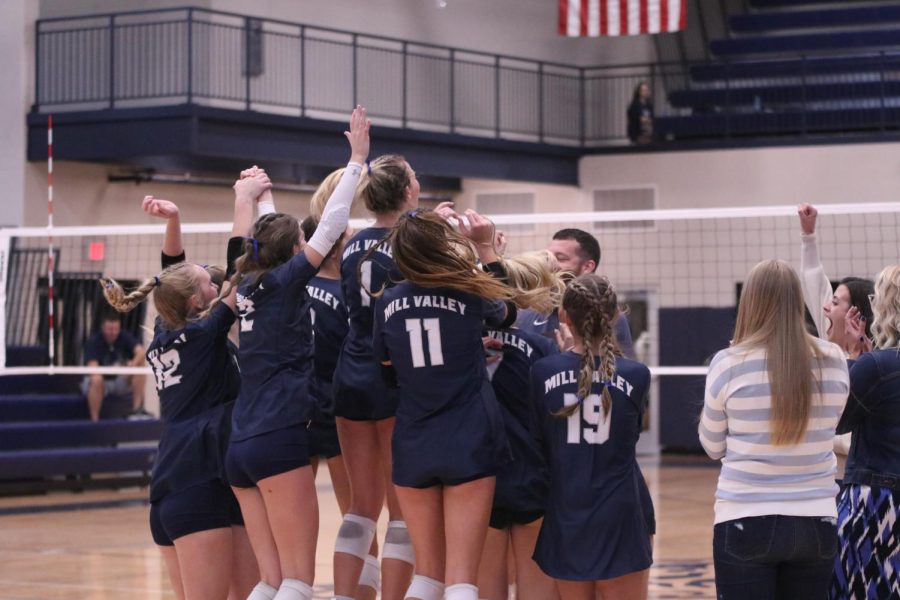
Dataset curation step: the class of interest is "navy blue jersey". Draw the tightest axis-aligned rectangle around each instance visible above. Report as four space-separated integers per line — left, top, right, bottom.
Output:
306 275 349 415
374 282 507 419
485 327 558 515
231 252 319 441
374 281 511 486
333 227 399 418
147 303 241 501
530 352 653 580
516 308 636 359
84 330 140 380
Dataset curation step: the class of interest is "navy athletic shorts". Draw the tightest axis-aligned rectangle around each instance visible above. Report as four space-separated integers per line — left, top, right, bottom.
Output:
225 424 310 488
489 507 543 530
308 415 342 459
149 480 243 546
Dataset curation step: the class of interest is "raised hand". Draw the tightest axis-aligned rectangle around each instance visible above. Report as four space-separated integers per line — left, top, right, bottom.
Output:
798 203 818 235
233 172 272 201
345 105 371 164
434 201 459 221
142 196 180 220
457 209 496 247
844 306 872 359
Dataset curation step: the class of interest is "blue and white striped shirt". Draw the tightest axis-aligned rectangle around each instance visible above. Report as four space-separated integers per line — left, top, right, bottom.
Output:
699 338 849 524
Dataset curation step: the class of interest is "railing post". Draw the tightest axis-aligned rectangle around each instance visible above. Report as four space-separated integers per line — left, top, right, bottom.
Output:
186 8 193 104
108 15 116 109
352 34 358 107
245 17 251 111
402 42 408 128
34 20 42 110
300 25 306 117
494 56 501 138
537 62 544 143
580 67 586 147
449 49 455 134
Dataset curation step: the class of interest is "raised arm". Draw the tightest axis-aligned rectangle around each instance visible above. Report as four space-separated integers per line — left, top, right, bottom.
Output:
798 203 833 339
304 105 370 269
142 196 184 267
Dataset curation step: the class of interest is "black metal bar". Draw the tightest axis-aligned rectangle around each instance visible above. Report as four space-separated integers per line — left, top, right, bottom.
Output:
538 62 544 143
300 25 306 117
244 17 251 111
449 49 455 134
717 0 731 38
401 41 408 128
352 33 358 107
695 0 711 61
495 56 501 138
108 15 116 108
186 8 193 103
580 67 586 146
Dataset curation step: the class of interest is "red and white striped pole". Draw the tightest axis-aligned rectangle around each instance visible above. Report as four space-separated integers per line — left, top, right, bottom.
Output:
47 115 55 367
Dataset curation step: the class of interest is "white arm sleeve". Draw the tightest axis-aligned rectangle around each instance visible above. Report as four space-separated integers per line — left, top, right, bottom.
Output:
257 198 276 216
800 233 833 339
307 161 363 257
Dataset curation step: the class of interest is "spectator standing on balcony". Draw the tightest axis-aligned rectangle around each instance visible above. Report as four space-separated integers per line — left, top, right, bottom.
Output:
81 313 148 421
627 82 654 145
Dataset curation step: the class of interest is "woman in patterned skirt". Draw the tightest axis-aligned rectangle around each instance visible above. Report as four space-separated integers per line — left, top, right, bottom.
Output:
831 265 900 599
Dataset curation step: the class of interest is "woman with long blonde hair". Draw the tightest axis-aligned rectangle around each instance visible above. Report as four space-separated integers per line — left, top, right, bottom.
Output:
830 265 900 599
700 260 849 600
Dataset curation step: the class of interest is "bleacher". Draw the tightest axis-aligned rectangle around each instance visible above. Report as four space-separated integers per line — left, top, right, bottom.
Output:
0 349 159 495
655 0 900 140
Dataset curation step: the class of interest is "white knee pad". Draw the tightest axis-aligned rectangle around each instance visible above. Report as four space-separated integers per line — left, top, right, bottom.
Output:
272 578 312 600
246 581 278 600
334 513 377 560
404 574 444 600
358 553 381 591
444 583 479 600
382 520 415 565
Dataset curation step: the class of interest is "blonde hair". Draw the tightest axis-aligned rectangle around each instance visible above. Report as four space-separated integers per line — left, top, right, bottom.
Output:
553 274 618 419
732 260 824 446
871 265 900 348
309 167 346 220
102 262 204 329
502 250 566 314
359 210 516 303
358 155 410 214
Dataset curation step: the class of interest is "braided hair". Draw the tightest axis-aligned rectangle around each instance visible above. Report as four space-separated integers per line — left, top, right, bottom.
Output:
102 262 205 329
554 274 618 419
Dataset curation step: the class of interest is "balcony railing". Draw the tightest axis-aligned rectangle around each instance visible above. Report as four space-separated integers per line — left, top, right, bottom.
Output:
34 7 900 147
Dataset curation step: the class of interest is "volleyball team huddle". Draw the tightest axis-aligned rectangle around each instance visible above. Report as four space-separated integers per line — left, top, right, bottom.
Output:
102 106 890 600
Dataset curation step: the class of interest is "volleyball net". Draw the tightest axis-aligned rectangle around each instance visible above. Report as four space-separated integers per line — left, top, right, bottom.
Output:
1 202 899 377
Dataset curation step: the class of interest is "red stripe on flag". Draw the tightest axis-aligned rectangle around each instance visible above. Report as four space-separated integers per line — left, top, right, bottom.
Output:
679 0 687 30
559 0 568 34
640 0 649 33
620 0 629 35
580 0 589 36
600 0 608 34
660 0 668 32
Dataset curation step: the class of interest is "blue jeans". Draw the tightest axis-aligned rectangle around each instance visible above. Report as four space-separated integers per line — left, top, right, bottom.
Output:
713 515 838 600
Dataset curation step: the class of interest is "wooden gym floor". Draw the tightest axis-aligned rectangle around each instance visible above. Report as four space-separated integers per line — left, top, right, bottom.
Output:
0 457 718 599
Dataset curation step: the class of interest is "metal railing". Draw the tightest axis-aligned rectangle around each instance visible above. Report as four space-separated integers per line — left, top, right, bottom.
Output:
33 7 900 147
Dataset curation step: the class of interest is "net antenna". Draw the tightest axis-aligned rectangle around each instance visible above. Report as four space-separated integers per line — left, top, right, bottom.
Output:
47 115 56 369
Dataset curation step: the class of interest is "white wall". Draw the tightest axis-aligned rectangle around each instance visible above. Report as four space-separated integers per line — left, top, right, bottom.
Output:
0 0 35 227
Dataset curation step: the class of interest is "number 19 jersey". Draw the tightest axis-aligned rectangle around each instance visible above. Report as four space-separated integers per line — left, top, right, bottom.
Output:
530 352 653 581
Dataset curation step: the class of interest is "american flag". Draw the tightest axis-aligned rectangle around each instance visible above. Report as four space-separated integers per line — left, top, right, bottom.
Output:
559 0 687 36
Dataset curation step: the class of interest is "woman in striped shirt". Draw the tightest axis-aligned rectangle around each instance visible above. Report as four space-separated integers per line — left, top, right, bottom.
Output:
699 259 850 600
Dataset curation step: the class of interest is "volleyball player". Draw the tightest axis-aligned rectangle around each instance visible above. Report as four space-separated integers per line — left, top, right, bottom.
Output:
516 228 635 358
330 155 425 600
369 208 519 600
221 106 369 600
101 171 272 600
530 274 653 600
477 251 563 600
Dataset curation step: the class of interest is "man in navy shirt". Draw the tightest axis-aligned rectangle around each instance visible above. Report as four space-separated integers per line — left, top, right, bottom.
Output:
81 314 147 420
516 228 635 358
